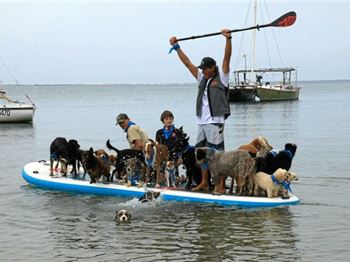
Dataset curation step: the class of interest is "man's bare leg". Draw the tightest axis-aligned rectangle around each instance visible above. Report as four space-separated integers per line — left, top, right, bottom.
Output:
192 168 209 191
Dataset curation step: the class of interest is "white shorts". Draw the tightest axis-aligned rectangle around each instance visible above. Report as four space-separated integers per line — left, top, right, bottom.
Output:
195 123 225 151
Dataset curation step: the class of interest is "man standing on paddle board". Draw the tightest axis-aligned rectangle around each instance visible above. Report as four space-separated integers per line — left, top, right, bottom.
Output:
169 29 232 191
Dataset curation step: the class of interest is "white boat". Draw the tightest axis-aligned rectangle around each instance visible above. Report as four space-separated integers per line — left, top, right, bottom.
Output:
0 89 36 123
229 0 300 102
21 160 300 208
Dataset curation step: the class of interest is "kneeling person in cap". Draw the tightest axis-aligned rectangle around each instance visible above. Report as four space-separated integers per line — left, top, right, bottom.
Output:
116 113 149 151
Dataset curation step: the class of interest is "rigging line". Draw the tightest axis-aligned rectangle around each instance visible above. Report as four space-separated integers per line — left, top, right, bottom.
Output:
233 0 252 71
0 55 19 85
263 1 284 68
0 63 6 74
260 2 273 69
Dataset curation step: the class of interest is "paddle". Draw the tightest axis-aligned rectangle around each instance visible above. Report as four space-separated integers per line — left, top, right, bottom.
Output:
176 11 297 42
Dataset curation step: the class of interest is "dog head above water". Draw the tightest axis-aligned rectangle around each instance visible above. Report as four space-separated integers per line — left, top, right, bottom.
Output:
115 209 131 223
138 190 160 203
195 147 216 165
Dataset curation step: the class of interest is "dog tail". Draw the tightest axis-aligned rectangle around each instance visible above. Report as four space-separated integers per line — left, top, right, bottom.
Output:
106 139 120 154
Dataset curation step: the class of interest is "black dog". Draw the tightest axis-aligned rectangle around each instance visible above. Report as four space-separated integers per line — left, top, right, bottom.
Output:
50 137 81 176
106 139 145 182
50 137 70 176
67 139 81 175
257 143 297 174
172 128 205 189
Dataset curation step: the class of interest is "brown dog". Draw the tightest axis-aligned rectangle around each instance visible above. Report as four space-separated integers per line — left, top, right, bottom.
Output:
238 136 273 155
144 140 169 188
81 148 111 183
94 149 116 173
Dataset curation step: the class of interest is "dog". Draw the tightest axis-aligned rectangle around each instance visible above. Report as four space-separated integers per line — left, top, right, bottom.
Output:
115 210 131 222
50 137 69 176
238 136 273 156
67 139 81 175
278 171 299 198
257 143 297 174
94 149 117 173
228 136 274 193
106 139 145 180
196 147 256 195
138 190 161 203
165 160 176 188
254 168 291 198
171 128 203 189
106 139 146 182
81 147 111 183
124 158 146 187
144 140 169 187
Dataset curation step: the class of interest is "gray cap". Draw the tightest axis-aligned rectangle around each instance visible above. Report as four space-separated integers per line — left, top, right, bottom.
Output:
116 113 129 124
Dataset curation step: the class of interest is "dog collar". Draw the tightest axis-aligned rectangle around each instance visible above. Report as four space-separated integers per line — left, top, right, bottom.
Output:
183 144 194 153
270 151 278 157
271 174 283 185
283 149 294 159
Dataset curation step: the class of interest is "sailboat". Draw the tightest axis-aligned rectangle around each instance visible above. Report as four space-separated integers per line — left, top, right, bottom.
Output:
0 58 36 123
229 0 300 102
0 88 36 123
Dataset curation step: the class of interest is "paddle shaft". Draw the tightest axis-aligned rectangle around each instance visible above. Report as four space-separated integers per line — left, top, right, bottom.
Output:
176 11 296 42
177 24 271 42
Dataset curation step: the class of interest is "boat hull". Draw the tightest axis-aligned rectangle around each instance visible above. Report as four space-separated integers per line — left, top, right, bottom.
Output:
229 87 256 102
256 87 300 101
0 105 35 123
22 161 300 208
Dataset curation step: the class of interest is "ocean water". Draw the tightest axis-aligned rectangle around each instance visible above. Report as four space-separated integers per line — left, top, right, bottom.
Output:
1 81 350 261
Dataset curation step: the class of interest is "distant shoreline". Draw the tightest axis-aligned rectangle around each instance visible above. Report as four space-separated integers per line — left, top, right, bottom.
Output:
2 79 350 86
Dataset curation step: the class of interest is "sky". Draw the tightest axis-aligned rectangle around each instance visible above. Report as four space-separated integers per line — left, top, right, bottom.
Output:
0 0 349 84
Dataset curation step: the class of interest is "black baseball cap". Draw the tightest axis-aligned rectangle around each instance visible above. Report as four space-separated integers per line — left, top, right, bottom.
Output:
197 57 216 69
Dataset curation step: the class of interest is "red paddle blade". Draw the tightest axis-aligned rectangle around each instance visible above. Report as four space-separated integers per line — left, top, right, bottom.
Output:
271 11 297 27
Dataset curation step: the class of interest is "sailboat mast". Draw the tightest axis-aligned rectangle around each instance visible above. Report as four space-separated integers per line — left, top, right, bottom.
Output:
250 0 257 82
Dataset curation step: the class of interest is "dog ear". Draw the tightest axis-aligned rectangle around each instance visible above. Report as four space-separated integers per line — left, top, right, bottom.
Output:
148 139 156 147
89 147 94 154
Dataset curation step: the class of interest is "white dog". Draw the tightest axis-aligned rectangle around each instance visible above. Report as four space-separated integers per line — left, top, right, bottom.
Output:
115 210 131 222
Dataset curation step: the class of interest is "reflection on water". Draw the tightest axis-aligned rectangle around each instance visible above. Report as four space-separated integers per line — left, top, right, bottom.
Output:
44 194 300 261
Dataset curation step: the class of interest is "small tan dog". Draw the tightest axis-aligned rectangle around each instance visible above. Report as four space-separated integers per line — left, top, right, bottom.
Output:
165 160 176 188
254 168 290 198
